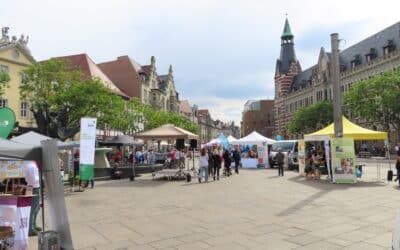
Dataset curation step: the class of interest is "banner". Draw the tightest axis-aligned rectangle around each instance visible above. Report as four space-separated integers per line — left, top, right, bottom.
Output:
257 142 269 168
0 160 26 179
298 140 305 176
331 138 356 183
0 107 16 138
79 118 97 181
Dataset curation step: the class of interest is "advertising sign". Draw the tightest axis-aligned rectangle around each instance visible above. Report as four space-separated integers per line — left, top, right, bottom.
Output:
257 142 269 168
0 107 16 138
0 160 33 179
331 138 356 183
298 140 305 176
79 118 97 181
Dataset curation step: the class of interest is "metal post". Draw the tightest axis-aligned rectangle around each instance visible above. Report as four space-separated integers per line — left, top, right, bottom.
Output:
331 33 343 138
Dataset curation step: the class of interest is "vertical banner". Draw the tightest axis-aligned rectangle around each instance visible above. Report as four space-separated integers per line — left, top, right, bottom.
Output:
324 139 332 180
257 142 269 168
298 140 305 176
79 118 97 181
331 138 356 183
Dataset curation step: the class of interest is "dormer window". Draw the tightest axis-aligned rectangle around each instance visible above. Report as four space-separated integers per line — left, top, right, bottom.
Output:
365 48 377 62
350 54 362 69
340 64 346 72
383 39 396 55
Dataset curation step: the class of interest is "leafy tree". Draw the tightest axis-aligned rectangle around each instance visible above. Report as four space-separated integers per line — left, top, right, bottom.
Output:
20 59 124 139
288 100 333 135
344 68 400 136
0 71 10 97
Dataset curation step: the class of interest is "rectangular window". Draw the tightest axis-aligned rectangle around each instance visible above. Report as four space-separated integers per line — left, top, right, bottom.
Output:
0 99 7 107
0 65 9 73
20 101 28 118
20 72 28 85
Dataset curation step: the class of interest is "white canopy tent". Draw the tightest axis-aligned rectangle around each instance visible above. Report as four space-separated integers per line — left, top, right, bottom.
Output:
231 131 276 145
227 135 237 144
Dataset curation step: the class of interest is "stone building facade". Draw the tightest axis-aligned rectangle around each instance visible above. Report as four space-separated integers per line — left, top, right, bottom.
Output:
99 55 180 113
241 100 274 138
0 27 36 130
274 19 400 143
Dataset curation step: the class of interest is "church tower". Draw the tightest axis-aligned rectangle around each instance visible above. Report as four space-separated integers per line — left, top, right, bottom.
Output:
274 17 301 137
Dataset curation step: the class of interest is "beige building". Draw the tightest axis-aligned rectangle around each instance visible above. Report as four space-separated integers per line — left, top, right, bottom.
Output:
0 27 36 131
274 19 400 143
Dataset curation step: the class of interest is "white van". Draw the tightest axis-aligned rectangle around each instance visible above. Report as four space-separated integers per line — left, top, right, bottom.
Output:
269 140 299 170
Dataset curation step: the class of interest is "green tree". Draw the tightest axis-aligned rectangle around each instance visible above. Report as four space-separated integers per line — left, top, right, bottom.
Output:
288 100 333 135
20 59 125 139
344 68 400 135
0 71 10 96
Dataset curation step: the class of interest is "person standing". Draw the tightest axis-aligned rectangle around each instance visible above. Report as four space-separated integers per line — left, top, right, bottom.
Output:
232 148 241 174
24 161 41 236
198 148 209 183
276 148 285 177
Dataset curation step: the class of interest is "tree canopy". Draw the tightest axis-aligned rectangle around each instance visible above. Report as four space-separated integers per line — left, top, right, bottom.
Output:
344 68 400 133
20 59 199 139
288 100 333 135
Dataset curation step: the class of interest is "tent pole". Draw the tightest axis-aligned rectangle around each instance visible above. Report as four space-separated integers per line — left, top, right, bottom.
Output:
40 162 45 233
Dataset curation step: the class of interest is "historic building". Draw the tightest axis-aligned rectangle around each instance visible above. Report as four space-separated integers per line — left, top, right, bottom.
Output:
274 19 400 143
99 55 180 113
0 27 36 131
241 100 274 138
179 100 198 123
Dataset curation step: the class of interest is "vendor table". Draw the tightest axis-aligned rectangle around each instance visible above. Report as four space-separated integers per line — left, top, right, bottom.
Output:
241 158 258 169
0 195 32 250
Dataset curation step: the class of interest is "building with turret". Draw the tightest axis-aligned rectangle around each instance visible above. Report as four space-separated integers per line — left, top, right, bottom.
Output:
274 19 400 144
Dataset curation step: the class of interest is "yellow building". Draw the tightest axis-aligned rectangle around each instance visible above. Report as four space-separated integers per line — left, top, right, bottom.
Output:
0 27 35 130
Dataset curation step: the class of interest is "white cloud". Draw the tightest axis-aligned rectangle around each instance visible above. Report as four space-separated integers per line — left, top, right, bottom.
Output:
1 0 399 126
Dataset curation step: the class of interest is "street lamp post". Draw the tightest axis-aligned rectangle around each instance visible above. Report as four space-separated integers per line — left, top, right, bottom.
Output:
331 33 343 137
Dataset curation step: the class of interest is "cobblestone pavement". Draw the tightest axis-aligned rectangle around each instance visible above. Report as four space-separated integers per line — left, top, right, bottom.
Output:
30 164 400 250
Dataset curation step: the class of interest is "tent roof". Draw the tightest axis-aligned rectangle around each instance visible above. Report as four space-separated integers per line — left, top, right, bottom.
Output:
304 116 388 141
0 138 42 161
227 135 237 143
232 131 276 145
136 124 199 140
11 131 72 148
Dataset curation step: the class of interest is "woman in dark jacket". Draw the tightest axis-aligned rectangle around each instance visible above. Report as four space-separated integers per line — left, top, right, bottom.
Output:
223 149 232 176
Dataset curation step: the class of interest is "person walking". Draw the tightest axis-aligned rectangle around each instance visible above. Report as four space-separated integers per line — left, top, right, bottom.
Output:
276 148 285 177
207 149 214 177
232 148 241 174
212 147 222 180
24 161 41 236
223 149 232 176
198 148 209 183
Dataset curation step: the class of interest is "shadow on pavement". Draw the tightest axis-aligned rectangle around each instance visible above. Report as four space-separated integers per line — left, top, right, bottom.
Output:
277 175 387 217
94 178 169 188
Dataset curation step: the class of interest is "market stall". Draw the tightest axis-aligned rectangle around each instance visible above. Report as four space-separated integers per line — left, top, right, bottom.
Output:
304 116 388 183
231 131 276 168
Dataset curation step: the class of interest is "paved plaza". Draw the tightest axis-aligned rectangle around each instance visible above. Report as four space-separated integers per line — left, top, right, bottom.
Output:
30 164 400 250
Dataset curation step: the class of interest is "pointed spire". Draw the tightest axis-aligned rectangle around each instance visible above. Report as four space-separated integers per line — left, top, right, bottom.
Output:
168 65 173 75
281 18 293 40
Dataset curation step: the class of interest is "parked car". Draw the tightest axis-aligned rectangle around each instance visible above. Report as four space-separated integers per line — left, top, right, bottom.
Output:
269 140 299 170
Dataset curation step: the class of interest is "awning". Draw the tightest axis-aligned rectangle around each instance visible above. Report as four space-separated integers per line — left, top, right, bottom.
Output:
136 124 199 140
304 116 388 141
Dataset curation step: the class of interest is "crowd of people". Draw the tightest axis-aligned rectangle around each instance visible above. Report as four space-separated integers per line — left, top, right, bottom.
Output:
198 146 241 183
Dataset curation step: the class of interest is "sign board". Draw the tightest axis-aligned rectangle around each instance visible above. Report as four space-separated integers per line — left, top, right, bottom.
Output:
79 118 97 181
0 107 16 138
0 160 34 179
257 142 269 168
331 138 356 183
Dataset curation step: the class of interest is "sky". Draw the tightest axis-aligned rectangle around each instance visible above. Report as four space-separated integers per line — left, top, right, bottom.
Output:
2 0 400 125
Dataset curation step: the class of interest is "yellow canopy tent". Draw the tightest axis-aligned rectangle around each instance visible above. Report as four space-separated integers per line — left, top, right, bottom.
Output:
304 116 388 141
